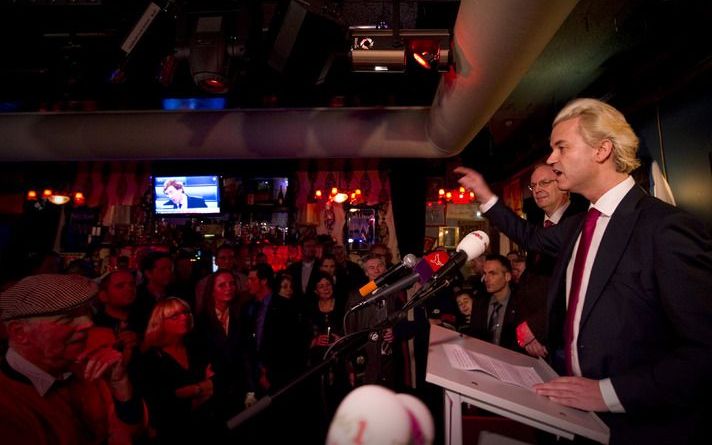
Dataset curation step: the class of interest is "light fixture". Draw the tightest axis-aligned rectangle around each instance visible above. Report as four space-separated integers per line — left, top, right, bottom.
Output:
350 29 450 73
190 17 229 93
429 186 476 206
27 189 84 206
188 16 245 94
73 192 86 206
409 38 440 70
314 187 363 205
333 193 349 204
406 30 451 71
47 194 71 206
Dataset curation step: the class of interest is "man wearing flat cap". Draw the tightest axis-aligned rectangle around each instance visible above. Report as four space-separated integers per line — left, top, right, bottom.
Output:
0 274 145 444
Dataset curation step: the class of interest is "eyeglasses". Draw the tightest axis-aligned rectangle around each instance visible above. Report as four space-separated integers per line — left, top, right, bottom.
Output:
527 179 557 191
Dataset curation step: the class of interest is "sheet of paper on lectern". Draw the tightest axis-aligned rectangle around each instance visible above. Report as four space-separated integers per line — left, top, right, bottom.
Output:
443 344 544 390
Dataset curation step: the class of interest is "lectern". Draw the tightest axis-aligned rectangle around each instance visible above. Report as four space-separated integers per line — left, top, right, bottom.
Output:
426 325 609 444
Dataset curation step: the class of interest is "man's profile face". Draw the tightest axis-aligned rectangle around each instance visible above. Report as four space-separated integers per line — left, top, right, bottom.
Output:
18 306 93 373
547 117 597 195
530 165 566 215
101 271 136 308
164 185 184 205
483 260 510 295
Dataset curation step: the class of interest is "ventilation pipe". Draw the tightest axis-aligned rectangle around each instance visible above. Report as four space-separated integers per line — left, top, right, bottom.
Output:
0 0 576 161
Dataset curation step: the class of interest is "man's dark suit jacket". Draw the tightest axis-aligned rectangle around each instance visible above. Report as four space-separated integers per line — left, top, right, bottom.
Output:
516 202 585 342
163 195 207 209
485 185 712 444
286 260 320 310
466 292 519 351
239 294 306 394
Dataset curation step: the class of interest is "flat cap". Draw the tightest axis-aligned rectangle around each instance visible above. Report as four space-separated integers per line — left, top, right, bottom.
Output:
0 274 98 321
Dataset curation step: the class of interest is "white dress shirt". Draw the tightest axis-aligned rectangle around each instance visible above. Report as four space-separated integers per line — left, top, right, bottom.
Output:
6 347 72 396
545 200 570 225
565 176 634 412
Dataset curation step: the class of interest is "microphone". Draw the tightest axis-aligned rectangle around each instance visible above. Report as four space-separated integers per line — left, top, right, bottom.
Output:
359 253 418 296
350 272 421 312
419 250 450 280
423 231 489 290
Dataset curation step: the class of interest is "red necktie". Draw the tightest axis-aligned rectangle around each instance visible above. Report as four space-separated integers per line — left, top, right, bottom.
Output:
544 219 555 228
564 207 601 375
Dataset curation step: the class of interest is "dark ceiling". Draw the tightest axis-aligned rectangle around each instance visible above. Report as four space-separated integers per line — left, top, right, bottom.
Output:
0 0 710 176
0 0 455 110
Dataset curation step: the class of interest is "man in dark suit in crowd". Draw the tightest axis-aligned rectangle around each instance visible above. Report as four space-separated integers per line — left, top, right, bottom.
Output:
239 263 306 442
455 98 712 444
515 163 585 358
286 236 320 311
241 263 304 396
467 254 518 351
162 179 207 210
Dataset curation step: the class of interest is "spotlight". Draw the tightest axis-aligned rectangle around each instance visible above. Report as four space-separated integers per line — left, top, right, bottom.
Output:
405 31 450 72
189 17 231 94
350 29 451 73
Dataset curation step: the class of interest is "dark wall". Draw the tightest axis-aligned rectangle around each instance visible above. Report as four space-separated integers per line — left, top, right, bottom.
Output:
633 77 712 228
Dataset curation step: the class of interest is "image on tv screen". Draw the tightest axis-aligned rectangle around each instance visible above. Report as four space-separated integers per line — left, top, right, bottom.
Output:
154 176 221 215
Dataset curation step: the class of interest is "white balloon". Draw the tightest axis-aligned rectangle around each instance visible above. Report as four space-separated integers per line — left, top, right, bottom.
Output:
326 385 411 445
395 393 435 445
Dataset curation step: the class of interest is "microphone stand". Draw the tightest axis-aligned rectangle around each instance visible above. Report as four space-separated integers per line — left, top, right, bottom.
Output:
380 275 456 328
226 327 372 430
226 275 457 431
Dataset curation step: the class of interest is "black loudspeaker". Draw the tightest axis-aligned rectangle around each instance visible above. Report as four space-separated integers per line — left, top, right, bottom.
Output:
268 0 347 85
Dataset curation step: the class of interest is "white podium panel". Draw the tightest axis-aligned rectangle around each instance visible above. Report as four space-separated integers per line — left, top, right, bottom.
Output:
426 325 609 444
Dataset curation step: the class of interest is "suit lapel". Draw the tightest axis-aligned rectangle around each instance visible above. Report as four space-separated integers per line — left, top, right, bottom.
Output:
579 187 645 328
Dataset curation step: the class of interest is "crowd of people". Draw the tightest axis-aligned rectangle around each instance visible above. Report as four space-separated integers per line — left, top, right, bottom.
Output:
1 98 710 445
0 224 590 444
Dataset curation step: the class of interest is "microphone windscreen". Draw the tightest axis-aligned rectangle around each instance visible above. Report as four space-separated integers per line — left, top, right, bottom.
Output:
402 253 419 268
327 385 411 445
358 280 378 297
424 251 450 272
413 259 433 284
395 393 435 445
456 230 490 260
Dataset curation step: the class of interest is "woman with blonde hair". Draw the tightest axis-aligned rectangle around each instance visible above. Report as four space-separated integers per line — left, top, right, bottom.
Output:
137 297 222 443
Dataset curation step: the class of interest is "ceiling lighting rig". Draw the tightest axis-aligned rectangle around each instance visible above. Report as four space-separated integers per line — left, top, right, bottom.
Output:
350 28 451 73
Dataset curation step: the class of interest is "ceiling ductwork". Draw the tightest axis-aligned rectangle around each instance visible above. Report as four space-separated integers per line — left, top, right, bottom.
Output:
0 0 576 161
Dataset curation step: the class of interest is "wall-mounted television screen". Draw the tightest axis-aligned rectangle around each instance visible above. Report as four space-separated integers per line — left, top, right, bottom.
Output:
154 176 221 215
